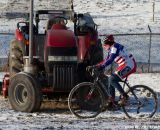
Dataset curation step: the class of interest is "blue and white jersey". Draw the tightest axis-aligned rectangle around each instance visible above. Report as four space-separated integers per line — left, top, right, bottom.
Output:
99 43 136 70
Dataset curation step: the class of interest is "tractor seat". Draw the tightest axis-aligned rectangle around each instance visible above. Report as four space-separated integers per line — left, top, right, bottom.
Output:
51 24 67 30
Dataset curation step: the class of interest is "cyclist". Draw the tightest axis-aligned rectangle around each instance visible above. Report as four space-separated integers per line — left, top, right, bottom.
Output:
88 35 137 105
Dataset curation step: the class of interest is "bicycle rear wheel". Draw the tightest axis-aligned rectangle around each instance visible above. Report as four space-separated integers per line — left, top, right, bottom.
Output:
122 85 158 118
68 82 104 118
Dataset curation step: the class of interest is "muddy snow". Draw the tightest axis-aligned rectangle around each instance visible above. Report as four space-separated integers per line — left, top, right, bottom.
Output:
0 73 160 130
0 0 160 129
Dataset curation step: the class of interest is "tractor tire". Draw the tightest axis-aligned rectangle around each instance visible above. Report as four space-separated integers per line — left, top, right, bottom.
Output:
89 39 103 65
8 73 42 112
9 39 26 77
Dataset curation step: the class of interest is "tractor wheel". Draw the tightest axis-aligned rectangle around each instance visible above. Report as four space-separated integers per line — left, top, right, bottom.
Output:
89 39 103 65
9 39 26 77
8 73 42 112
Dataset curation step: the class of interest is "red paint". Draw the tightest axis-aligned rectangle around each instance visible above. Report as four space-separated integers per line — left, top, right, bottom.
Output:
77 36 88 62
46 29 76 47
15 29 23 41
77 29 98 62
116 64 126 72
41 87 54 93
115 56 122 62
51 24 67 30
117 58 137 79
2 74 9 98
86 94 92 100
119 59 125 64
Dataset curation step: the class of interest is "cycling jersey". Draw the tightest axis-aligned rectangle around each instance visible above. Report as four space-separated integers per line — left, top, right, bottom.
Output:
99 43 137 79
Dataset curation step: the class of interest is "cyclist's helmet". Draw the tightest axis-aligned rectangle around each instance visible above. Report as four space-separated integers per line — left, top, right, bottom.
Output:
103 35 114 45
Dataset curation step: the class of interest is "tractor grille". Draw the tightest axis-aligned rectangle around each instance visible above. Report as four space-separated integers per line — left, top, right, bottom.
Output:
52 64 76 92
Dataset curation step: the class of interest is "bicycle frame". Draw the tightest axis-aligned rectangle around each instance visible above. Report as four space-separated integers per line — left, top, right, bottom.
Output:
88 68 140 105
96 73 141 106
121 79 143 113
96 78 110 96
121 79 139 101
89 67 110 97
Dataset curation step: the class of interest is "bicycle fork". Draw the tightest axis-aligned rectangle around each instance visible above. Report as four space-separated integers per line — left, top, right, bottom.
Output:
86 87 95 100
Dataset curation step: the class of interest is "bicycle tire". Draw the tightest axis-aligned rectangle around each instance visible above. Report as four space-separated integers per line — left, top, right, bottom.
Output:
68 82 104 118
122 85 158 118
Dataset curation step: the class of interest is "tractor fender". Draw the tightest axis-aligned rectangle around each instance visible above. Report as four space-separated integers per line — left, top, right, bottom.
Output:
77 36 88 62
2 74 10 98
15 29 23 41
11 72 37 84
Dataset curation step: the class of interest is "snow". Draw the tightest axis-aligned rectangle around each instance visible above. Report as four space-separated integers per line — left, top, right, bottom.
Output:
0 0 160 34
0 73 160 129
0 0 160 129
74 0 160 34
0 0 160 64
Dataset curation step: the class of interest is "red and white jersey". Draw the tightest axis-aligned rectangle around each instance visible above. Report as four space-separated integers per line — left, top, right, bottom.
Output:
113 45 137 78
98 42 137 78
114 48 135 68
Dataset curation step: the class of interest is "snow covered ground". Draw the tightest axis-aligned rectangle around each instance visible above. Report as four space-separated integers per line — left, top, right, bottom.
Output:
0 0 160 129
0 0 160 34
0 0 160 63
0 73 160 130
74 0 160 34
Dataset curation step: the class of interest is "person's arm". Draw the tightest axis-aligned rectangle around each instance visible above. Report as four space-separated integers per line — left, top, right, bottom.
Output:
96 54 109 66
97 46 118 69
98 53 117 69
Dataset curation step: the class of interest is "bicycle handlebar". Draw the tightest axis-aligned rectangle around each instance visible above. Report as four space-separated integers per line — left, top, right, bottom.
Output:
86 66 102 79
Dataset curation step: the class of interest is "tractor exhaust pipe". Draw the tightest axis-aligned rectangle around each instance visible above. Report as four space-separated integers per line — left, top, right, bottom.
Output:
29 0 34 64
24 0 37 74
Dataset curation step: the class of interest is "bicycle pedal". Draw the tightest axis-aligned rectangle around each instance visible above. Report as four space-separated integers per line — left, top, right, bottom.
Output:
102 102 120 111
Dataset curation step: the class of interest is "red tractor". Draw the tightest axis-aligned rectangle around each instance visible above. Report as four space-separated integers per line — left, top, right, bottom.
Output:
3 10 103 112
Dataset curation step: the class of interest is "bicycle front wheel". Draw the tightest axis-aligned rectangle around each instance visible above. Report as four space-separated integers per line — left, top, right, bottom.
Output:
122 85 158 118
68 82 104 118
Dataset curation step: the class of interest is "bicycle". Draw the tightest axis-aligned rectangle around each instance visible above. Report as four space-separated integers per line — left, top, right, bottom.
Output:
68 67 158 119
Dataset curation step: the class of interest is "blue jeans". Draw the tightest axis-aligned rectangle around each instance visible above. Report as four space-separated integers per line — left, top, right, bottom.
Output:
108 73 125 98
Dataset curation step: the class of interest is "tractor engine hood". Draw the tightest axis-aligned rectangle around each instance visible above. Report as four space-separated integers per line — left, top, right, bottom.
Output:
46 30 76 47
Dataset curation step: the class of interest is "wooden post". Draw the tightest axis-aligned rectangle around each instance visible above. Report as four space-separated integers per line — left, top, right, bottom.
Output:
152 1 155 22
148 25 152 72
71 0 74 10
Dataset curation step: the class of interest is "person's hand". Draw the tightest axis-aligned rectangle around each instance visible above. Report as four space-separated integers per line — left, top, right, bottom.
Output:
86 66 93 71
96 65 104 71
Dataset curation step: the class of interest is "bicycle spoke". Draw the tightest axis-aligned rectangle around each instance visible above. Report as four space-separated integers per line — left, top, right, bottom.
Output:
68 82 104 118
122 85 158 119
